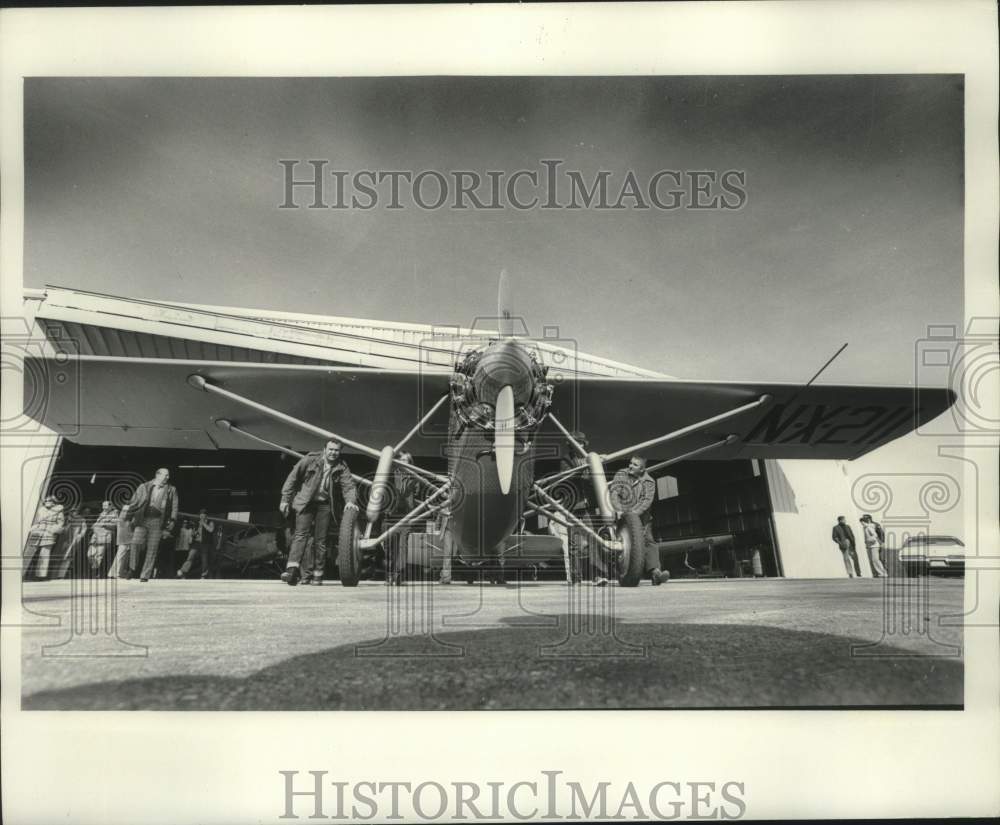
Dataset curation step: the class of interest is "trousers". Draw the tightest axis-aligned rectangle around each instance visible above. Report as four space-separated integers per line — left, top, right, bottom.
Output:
866 543 887 577
839 544 860 577
131 517 164 579
179 541 210 578
107 544 130 578
287 500 332 578
24 537 56 579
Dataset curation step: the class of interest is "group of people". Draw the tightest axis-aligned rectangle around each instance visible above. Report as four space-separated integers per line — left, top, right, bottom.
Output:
27 453 897 586
831 514 888 577
275 434 671 587
24 467 219 583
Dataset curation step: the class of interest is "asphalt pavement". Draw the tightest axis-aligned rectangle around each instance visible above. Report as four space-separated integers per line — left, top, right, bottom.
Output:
19 576 963 710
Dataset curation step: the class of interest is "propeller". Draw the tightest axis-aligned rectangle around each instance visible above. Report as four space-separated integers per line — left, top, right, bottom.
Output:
494 384 516 495
495 270 517 493
497 268 514 339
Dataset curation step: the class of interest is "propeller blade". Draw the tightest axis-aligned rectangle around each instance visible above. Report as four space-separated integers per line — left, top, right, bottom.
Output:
494 384 516 494
497 269 514 338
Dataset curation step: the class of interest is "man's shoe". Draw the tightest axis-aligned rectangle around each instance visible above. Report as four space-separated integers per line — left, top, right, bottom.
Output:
438 575 452 585
311 577 323 586
280 568 300 586
139 578 149 583
593 577 609 587
650 569 670 586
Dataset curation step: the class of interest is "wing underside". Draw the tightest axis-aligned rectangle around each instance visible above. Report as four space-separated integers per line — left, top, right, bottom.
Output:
24 355 954 462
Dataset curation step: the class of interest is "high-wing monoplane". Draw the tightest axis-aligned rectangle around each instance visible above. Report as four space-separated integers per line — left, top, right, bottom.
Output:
26 274 955 586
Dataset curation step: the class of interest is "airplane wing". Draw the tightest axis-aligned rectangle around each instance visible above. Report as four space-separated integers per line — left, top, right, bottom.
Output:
23 355 954 462
553 373 955 461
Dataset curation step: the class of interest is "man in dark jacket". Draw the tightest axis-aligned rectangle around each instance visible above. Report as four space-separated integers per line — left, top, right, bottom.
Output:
126 468 179 582
279 439 358 586
831 515 861 577
609 456 671 586
178 509 216 579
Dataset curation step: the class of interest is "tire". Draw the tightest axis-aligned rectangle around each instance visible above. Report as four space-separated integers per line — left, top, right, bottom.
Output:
617 512 646 587
337 507 362 587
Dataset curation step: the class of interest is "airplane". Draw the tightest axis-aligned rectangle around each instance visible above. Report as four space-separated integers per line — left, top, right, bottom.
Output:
25 273 956 586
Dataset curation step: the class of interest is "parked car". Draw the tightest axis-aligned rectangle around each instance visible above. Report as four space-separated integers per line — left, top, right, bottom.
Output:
897 535 965 577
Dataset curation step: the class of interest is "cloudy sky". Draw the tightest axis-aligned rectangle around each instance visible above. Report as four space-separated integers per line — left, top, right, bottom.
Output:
25 75 963 385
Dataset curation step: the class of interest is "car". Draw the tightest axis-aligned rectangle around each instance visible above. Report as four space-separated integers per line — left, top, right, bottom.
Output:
897 535 965 577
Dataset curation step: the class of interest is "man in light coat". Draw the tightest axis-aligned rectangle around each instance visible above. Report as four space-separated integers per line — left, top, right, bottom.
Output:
125 468 179 582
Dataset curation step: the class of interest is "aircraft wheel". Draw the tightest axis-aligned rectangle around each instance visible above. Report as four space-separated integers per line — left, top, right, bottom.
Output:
617 512 646 587
338 507 362 587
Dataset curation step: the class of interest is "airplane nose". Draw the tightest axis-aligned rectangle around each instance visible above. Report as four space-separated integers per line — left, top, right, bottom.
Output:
473 340 535 409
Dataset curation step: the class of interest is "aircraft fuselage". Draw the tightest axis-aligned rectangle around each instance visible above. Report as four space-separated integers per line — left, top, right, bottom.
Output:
445 338 551 555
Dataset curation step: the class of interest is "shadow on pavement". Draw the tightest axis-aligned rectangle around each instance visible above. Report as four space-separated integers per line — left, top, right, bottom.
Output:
23 617 962 710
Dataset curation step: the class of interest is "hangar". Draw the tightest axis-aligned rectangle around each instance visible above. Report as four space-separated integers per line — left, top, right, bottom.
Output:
14 286 888 581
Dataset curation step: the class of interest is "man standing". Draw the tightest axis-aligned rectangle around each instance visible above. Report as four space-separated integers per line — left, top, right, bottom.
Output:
177 510 215 579
609 456 670 586
279 439 358 586
126 468 179 582
86 500 118 576
831 515 861 577
23 496 65 581
107 504 133 579
860 514 888 577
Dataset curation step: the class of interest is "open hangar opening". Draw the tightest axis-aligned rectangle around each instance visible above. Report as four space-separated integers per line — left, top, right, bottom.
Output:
42 437 783 581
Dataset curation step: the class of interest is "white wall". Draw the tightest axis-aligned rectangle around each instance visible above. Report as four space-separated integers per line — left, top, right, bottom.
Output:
766 459 872 578
0 302 63 566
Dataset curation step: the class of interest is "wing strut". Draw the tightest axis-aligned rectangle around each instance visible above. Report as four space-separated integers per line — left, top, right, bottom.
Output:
393 394 450 453
600 394 771 462
536 395 771 490
644 434 740 475
215 419 372 487
187 374 447 485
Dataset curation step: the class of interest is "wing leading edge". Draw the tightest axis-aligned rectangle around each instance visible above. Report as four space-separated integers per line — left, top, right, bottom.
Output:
23 355 954 461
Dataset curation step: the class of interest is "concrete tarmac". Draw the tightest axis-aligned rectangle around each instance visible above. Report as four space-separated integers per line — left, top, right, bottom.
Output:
19 576 963 710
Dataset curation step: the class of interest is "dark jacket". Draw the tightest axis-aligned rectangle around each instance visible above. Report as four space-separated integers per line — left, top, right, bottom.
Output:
831 522 856 548
610 469 657 525
127 481 179 531
391 468 423 516
281 452 357 512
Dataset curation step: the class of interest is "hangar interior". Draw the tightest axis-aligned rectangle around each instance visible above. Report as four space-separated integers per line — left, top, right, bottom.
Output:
35 438 782 581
